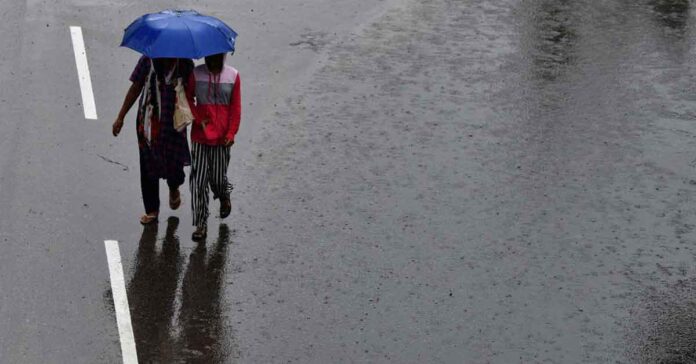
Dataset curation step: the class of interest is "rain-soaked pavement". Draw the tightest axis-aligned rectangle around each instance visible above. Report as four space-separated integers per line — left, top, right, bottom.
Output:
3 0 696 363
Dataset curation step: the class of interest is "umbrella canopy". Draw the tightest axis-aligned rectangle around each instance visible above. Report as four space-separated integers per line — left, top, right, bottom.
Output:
121 9 237 59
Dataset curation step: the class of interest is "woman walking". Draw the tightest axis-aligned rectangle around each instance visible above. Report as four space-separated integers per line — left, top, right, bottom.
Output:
112 56 195 224
186 53 241 240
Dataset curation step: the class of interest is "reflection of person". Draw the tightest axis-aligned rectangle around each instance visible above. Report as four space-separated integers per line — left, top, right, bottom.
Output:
178 224 232 362
113 57 195 225
531 1 575 81
128 217 183 361
186 53 242 240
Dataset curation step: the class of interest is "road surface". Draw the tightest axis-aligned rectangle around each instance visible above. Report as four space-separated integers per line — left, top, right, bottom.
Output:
2 0 696 362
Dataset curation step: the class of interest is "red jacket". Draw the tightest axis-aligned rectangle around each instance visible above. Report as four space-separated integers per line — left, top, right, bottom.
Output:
186 64 241 145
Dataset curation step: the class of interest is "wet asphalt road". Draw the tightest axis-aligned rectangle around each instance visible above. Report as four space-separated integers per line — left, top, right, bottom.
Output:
3 0 696 363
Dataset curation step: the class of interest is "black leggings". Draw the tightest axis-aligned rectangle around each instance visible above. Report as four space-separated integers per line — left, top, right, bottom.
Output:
140 154 185 214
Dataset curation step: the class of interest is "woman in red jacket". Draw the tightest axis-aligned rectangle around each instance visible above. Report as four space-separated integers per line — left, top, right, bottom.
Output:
186 53 241 240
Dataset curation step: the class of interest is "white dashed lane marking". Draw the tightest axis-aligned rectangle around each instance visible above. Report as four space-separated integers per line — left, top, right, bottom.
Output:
104 240 138 364
69 26 98 120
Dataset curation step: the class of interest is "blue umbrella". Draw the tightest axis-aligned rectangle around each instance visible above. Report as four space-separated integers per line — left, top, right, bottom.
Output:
121 9 237 59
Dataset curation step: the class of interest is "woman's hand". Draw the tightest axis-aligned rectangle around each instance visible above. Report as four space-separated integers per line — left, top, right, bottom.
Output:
112 118 124 137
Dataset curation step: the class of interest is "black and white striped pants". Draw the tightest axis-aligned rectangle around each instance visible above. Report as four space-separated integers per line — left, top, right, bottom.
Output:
190 142 233 227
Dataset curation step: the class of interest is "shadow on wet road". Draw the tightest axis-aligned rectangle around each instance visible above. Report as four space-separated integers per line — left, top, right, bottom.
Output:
530 0 576 82
651 0 690 31
125 218 235 363
649 0 692 62
128 218 183 362
178 224 234 363
629 278 696 363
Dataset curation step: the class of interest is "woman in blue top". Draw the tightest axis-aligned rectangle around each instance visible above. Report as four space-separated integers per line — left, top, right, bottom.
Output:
112 56 194 224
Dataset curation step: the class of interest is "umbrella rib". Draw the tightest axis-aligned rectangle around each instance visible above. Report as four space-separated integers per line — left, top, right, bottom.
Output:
156 17 173 57
181 19 199 59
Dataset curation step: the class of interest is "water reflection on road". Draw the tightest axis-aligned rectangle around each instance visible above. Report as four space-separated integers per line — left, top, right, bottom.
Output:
127 218 235 363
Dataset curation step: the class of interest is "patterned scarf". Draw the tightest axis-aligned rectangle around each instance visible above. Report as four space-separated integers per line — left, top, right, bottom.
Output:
137 60 162 146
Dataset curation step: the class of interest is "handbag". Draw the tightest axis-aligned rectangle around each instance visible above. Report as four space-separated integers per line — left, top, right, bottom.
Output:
173 77 194 132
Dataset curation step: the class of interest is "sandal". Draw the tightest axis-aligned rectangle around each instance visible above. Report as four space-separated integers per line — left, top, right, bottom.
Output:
169 188 181 210
140 212 158 225
192 225 207 241
220 197 231 219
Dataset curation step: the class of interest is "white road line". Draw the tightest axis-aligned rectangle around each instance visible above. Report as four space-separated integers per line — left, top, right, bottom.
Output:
69 26 98 120
104 240 139 364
